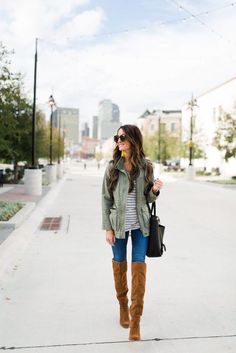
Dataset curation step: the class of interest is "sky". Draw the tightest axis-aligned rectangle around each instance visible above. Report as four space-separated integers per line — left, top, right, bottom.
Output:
1 0 236 127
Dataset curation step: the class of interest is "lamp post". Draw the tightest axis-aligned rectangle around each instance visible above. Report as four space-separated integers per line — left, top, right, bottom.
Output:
158 116 161 163
187 95 198 166
48 94 56 165
57 110 61 164
24 38 42 195
186 94 198 180
31 38 38 168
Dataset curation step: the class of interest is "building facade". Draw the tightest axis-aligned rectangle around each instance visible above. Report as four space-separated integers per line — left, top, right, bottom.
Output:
136 109 182 138
53 107 79 148
182 77 236 175
98 99 121 140
80 137 100 159
92 115 98 139
81 122 90 139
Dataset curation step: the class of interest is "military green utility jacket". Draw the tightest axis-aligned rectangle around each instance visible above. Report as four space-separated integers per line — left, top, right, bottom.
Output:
102 158 159 239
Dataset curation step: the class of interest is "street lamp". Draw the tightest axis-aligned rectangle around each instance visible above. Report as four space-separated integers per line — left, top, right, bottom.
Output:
158 116 161 163
48 94 56 165
31 38 38 168
24 38 42 196
57 110 61 164
187 95 198 166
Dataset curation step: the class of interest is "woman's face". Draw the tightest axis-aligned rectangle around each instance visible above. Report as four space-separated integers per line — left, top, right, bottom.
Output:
116 128 131 153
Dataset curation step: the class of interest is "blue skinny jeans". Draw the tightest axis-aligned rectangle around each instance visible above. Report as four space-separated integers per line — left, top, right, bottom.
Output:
112 228 148 263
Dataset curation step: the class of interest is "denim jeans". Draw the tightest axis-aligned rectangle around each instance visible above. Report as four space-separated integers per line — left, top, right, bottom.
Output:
112 228 148 263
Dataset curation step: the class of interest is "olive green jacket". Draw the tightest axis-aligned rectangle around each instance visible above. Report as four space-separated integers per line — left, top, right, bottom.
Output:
102 158 159 239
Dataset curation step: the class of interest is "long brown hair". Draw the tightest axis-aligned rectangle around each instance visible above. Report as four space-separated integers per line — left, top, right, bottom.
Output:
107 124 154 193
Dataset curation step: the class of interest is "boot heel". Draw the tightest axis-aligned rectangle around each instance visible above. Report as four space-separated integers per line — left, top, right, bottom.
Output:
129 317 140 340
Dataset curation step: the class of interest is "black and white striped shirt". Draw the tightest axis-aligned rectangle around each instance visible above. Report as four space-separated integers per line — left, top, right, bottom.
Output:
124 181 140 232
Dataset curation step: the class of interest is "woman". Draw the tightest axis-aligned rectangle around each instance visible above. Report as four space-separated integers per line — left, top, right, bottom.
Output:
102 124 163 341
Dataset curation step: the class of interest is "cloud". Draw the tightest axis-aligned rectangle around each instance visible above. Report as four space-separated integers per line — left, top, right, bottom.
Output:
0 0 91 46
1 1 236 124
56 7 106 42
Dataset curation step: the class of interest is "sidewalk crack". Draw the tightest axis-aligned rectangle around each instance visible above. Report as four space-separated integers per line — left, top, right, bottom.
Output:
1 333 236 350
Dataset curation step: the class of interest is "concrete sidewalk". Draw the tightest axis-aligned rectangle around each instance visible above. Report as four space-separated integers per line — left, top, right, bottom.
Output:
0 162 235 352
0 173 58 246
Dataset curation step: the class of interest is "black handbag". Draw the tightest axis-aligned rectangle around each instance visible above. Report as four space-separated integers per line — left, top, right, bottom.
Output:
146 199 166 257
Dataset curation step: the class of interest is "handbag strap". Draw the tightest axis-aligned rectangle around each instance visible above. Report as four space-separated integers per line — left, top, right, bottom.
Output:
145 193 159 219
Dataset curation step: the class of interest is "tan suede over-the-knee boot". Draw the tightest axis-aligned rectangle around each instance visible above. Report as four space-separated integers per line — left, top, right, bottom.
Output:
112 260 130 328
129 262 146 340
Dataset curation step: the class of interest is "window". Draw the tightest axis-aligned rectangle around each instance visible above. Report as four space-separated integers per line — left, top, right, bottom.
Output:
171 122 176 132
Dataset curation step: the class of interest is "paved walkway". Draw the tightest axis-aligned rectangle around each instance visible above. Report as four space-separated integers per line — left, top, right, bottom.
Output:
0 184 50 203
0 162 235 352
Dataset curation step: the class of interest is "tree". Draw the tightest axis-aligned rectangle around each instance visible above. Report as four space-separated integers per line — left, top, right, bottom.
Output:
0 72 33 180
214 113 236 161
180 140 205 160
35 111 64 163
143 126 181 162
0 42 65 181
0 42 65 180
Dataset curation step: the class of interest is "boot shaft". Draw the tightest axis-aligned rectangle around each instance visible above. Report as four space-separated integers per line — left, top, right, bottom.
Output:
112 260 128 304
130 262 146 318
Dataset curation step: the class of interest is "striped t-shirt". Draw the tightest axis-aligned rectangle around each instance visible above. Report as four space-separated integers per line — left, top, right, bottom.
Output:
124 181 140 232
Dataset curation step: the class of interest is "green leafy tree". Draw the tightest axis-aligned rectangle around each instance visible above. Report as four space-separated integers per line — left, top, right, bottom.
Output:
0 42 65 181
214 113 236 161
180 140 205 160
37 119 64 163
143 127 181 163
181 124 206 161
0 73 33 180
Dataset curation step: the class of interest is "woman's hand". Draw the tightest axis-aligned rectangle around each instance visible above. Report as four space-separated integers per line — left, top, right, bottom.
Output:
152 179 163 193
106 229 116 246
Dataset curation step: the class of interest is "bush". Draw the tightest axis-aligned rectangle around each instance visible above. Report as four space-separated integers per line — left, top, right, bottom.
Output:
0 201 24 221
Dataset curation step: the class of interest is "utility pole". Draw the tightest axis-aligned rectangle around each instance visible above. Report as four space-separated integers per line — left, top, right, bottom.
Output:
31 38 38 168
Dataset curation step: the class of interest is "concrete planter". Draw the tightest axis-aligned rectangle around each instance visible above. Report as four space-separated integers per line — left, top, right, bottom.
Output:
46 164 57 184
186 165 196 180
57 163 63 179
24 169 42 196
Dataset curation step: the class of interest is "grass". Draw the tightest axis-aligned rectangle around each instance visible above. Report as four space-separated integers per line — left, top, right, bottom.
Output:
0 201 25 221
207 179 236 185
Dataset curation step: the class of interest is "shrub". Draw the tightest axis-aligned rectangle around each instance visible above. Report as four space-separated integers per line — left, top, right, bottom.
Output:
0 201 24 221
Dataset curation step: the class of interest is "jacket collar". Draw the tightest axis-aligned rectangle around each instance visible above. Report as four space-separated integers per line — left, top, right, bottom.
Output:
115 157 126 173
115 157 146 173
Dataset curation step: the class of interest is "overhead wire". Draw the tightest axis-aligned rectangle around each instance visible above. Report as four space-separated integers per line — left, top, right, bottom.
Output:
168 0 236 48
38 1 236 49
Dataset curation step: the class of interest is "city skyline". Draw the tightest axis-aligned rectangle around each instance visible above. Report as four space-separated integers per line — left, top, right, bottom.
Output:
1 1 236 124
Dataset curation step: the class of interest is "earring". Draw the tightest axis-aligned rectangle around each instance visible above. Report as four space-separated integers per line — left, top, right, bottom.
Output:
121 150 126 158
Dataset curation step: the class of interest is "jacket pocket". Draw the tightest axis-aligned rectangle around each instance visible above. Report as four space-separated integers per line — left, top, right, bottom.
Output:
109 208 117 231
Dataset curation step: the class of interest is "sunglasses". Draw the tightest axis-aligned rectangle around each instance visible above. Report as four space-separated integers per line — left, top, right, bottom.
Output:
114 134 127 143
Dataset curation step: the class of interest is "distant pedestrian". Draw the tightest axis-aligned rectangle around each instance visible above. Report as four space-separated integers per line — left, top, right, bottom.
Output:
83 162 86 170
102 124 163 340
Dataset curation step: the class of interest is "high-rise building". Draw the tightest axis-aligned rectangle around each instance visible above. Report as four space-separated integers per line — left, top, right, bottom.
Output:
92 115 98 139
98 99 120 140
53 107 79 147
112 103 120 122
81 122 90 139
